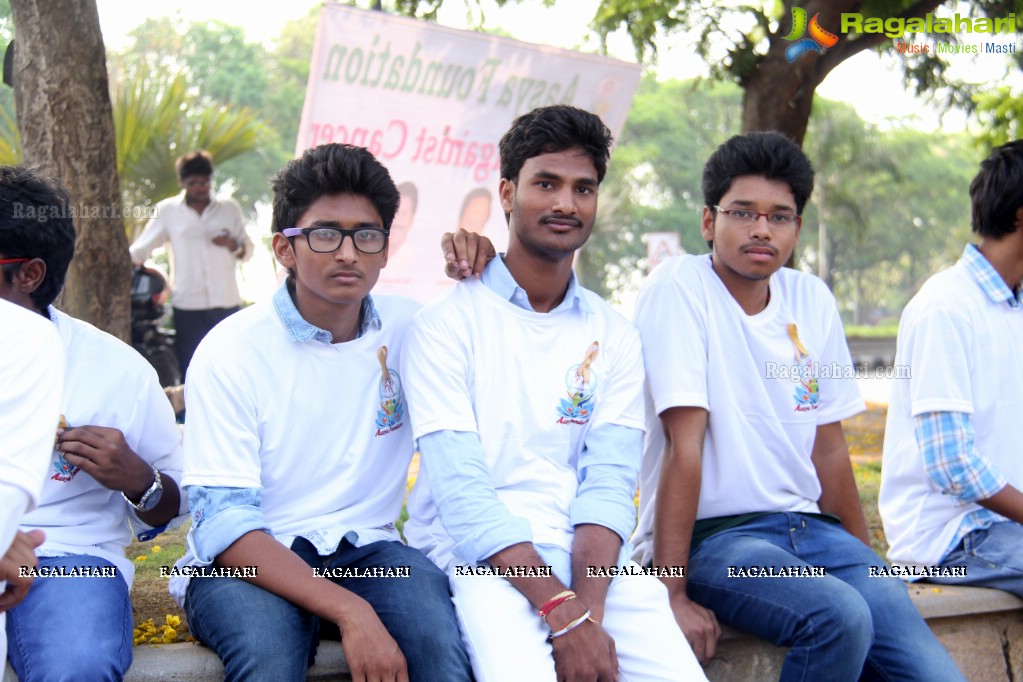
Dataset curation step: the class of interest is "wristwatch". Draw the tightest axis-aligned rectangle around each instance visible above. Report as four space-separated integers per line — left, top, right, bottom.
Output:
123 465 163 512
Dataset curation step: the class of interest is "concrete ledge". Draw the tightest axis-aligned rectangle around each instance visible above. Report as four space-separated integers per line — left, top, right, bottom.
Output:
5 585 1021 680
3 641 350 682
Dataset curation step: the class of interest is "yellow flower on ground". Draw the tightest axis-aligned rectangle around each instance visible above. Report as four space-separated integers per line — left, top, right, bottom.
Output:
152 545 162 553
135 555 147 562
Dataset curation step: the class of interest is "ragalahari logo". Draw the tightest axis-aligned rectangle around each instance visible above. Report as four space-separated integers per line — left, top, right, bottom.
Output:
783 7 840 62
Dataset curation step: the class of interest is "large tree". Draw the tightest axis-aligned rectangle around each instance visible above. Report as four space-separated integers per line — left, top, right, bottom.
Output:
392 0 1021 144
10 0 129 339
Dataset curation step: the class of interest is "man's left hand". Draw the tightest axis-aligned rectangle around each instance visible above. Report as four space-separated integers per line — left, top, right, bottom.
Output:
211 233 239 252
0 529 45 612
442 230 496 280
57 425 152 498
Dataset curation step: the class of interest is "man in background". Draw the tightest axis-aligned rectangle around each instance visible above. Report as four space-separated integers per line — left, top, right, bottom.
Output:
130 150 253 378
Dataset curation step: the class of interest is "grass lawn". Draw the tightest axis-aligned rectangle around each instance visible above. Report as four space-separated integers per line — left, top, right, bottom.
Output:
128 404 889 644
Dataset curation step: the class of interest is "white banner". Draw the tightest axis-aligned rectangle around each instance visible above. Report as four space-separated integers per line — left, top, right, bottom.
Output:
297 3 643 302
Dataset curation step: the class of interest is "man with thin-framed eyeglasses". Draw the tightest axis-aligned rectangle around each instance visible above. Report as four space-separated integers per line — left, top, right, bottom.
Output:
168 143 486 682
631 131 964 680
712 206 801 228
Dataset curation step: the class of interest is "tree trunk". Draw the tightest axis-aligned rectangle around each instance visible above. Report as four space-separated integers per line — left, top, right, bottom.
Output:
10 0 128 341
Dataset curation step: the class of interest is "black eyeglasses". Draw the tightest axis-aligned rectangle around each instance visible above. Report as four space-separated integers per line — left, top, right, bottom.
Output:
281 227 388 254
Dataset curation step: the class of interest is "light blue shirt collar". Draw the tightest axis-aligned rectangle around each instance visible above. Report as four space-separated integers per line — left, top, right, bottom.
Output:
961 243 1023 309
481 254 592 314
272 280 381 344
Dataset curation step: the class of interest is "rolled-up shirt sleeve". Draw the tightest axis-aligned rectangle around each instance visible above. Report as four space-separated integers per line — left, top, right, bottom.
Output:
917 411 1008 503
570 423 641 543
417 429 533 564
185 485 270 565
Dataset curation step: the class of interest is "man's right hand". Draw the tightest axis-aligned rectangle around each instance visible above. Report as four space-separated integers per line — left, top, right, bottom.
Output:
336 597 409 682
669 591 721 665
0 529 46 612
548 602 618 681
441 229 496 280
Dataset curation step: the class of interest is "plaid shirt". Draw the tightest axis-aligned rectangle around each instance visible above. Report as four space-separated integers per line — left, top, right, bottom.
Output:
914 244 1019 556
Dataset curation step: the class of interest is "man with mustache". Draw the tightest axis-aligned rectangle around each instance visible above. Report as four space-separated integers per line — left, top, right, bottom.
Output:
401 105 706 682
631 132 963 680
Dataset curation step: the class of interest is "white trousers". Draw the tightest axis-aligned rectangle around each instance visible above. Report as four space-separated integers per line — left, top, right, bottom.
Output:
450 563 708 682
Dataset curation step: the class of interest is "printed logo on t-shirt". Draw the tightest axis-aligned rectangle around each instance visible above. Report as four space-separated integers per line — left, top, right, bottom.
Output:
375 346 406 437
51 414 80 482
787 324 819 412
51 448 80 483
557 341 600 426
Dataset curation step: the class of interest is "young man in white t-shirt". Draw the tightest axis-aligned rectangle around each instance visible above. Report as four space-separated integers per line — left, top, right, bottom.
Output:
0 297 63 667
0 165 186 680
880 140 1023 597
401 105 706 682
632 132 963 680
175 143 474 682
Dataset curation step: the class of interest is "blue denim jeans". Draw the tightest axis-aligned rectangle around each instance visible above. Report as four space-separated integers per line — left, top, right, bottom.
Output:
185 537 472 682
928 521 1023 598
6 554 132 682
688 513 964 682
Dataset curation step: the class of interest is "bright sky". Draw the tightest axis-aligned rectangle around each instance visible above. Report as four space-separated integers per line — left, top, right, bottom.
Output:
94 0 1012 134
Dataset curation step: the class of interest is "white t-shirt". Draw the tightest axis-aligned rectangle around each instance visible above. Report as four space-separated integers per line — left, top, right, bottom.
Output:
129 193 251 310
0 300 63 518
401 278 645 571
179 294 421 546
18 308 184 586
0 300 63 682
632 255 864 564
880 259 1023 568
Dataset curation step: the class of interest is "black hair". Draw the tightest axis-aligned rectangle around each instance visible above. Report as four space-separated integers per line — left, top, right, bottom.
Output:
702 132 815 214
176 150 214 179
271 143 399 235
499 105 613 184
969 140 1023 239
0 165 76 311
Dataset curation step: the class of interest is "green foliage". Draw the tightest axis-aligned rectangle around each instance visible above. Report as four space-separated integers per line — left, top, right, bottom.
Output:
973 85 1023 149
110 67 273 238
109 15 293 216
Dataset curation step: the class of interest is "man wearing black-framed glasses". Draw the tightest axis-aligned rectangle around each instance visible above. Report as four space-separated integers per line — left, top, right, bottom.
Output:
170 143 482 682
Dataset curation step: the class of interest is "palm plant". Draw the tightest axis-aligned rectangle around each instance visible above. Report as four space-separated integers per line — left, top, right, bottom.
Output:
0 65 271 238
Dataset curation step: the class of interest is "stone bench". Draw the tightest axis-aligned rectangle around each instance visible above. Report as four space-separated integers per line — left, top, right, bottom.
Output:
5 585 1021 681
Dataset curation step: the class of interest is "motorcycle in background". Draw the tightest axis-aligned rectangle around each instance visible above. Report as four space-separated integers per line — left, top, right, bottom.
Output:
131 265 180 388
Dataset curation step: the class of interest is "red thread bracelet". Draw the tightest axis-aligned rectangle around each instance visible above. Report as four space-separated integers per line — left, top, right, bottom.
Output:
538 590 576 621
